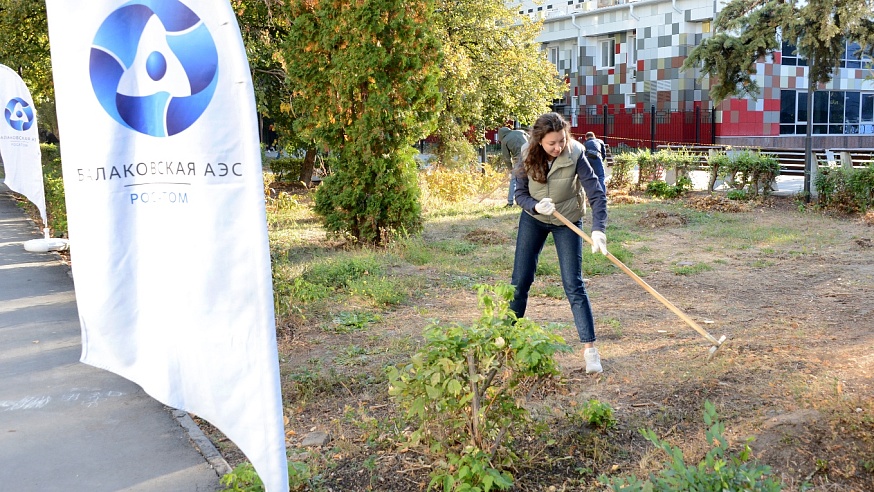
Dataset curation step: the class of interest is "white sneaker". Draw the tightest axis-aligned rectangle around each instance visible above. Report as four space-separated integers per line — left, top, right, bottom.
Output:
584 347 602 374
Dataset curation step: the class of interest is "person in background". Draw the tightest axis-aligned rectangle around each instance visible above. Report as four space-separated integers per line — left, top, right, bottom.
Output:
512 112 608 374
584 131 607 193
497 124 529 207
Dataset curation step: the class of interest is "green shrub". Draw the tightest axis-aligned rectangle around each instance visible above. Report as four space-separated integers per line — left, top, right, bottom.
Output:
635 149 662 189
43 174 68 237
268 157 304 182
40 143 61 171
219 461 313 492
387 284 571 491
815 164 874 213
654 148 697 181
609 152 636 191
600 401 782 491
645 176 692 199
314 146 422 245
708 150 780 196
726 189 750 201
576 399 617 430
39 144 67 237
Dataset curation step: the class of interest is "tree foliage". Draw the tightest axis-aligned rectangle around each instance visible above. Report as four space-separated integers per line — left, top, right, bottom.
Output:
0 0 57 134
232 0 292 136
281 0 442 244
433 0 566 151
684 0 874 104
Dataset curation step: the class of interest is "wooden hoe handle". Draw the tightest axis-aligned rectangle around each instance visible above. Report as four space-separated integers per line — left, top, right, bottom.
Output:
551 211 721 346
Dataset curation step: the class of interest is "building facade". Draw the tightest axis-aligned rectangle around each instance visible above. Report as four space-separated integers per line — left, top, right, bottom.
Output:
520 0 874 149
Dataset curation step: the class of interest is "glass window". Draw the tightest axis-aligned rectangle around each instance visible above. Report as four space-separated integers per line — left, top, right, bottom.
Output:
830 92 844 123
862 94 874 122
782 40 807 66
843 40 863 68
845 92 860 123
798 91 808 122
780 90 796 123
600 39 615 69
813 92 829 124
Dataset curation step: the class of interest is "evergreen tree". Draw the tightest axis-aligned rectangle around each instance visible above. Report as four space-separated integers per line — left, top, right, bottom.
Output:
684 0 874 195
281 0 442 245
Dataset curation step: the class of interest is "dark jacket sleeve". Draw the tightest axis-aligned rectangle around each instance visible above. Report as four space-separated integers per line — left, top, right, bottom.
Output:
576 154 608 232
514 173 539 215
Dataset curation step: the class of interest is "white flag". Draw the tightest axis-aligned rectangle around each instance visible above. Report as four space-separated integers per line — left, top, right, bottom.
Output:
45 1 288 490
0 64 46 225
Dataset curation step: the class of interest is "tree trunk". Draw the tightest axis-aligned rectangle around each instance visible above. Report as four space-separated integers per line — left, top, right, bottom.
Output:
299 147 317 187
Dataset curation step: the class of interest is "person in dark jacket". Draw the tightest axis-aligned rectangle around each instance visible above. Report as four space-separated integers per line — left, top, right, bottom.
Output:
583 131 606 193
498 126 528 207
512 113 608 373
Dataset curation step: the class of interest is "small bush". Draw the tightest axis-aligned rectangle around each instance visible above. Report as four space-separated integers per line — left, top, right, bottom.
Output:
609 152 636 191
577 399 616 430
654 147 698 180
40 144 67 236
635 149 663 189
645 176 692 199
219 461 313 492
726 189 750 201
387 284 571 491
815 164 874 213
600 401 782 491
708 150 780 196
268 157 304 182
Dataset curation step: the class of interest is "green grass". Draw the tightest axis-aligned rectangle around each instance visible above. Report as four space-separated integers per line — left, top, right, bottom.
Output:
672 262 713 275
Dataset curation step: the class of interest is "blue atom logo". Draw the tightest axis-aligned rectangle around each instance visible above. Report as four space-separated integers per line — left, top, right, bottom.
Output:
89 0 219 137
4 97 35 131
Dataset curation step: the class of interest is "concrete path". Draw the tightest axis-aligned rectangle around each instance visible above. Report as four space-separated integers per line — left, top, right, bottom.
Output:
0 182 226 492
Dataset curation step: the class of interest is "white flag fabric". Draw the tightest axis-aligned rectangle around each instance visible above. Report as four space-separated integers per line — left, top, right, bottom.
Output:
0 64 47 225
45 1 288 490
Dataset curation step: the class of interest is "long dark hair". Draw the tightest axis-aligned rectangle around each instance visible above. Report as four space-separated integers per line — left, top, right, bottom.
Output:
520 112 573 183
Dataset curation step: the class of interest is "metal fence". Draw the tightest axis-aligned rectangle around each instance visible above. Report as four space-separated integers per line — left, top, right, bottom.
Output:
569 105 715 152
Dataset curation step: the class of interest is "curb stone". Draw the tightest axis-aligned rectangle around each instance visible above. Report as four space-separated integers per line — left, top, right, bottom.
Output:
171 409 233 477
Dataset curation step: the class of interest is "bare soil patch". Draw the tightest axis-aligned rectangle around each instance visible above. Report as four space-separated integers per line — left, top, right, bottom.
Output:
208 193 874 490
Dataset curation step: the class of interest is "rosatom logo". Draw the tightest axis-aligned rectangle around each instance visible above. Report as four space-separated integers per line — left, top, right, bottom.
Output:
4 97 35 131
89 0 218 137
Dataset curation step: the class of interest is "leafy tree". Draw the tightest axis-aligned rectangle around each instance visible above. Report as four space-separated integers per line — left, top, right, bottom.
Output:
0 0 57 136
684 0 874 196
281 0 442 245
433 0 566 161
232 0 325 186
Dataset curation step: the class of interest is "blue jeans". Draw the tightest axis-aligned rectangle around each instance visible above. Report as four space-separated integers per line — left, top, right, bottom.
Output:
510 212 596 343
507 174 517 205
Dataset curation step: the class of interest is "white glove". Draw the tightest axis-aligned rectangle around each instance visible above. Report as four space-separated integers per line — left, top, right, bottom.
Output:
534 197 555 215
591 230 607 255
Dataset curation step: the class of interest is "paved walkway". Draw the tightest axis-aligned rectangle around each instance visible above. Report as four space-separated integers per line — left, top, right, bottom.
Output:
0 182 226 492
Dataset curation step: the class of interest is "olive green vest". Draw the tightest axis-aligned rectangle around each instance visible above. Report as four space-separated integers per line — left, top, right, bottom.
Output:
523 141 585 226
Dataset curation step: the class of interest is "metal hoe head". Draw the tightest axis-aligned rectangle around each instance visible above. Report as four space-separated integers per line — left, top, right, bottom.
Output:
706 335 728 360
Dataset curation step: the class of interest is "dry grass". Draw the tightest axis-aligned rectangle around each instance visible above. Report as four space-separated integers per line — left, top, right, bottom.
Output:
208 183 874 491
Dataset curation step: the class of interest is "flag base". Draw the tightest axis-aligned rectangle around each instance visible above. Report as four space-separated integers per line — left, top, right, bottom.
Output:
24 237 70 252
